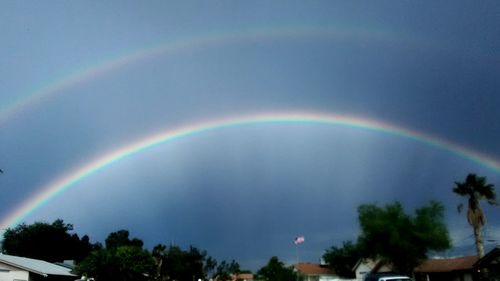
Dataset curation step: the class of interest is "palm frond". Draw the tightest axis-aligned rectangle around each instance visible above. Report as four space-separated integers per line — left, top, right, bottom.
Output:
453 182 472 196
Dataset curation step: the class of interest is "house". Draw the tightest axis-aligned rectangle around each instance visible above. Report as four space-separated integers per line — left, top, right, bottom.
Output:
413 255 478 281
0 254 76 281
352 259 394 281
474 246 500 281
294 263 339 281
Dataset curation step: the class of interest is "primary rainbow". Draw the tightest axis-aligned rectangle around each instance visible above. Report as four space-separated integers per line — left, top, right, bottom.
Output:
1 112 499 230
0 24 419 125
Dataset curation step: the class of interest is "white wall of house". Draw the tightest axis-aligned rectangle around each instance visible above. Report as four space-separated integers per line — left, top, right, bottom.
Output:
0 270 31 281
354 260 392 281
319 275 338 281
354 262 372 281
301 274 353 281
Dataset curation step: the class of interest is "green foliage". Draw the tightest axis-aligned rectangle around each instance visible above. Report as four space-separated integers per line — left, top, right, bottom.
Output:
257 256 296 281
323 240 361 278
3 222 239 281
75 230 155 281
154 244 211 281
2 219 96 262
453 174 497 206
453 173 497 258
105 229 144 249
357 201 451 275
75 245 156 281
453 173 497 228
85 241 222 281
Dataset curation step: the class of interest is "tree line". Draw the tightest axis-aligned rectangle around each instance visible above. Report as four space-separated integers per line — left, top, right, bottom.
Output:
1 173 496 280
2 224 247 281
1 221 294 281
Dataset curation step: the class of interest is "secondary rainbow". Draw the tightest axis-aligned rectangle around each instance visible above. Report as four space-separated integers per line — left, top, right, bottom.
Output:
1 112 499 230
0 24 420 125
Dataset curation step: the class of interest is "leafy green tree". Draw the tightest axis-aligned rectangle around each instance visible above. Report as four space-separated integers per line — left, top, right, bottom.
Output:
75 245 156 281
152 244 239 281
155 244 209 281
323 240 361 278
453 173 497 258
257 256 296 281
357 201 451 275
2 219 96 262
75 230 155 281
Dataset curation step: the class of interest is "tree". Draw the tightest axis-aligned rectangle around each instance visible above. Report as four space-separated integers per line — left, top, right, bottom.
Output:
75 245 156 281
323 240 361 278
155 244 210 281
257 256 296 281
453 173 497 258
204 255 218 279
2 219 96 263
153 244 167 280
75 230 155 281
357 201 451 275
214 259 240 281
105 229 144 249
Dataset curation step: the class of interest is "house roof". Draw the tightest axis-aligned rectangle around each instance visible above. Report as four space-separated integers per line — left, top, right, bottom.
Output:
474 246 500 267
352 258 394 273
414 256 478 273
0 254 76 277
353 258 377 271
295 263 336 275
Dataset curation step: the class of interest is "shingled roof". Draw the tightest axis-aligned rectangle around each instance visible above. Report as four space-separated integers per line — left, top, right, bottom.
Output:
414 256 478 273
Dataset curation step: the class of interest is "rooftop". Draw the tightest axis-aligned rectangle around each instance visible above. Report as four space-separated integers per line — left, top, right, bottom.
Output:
414 256 478 273
0 254 76 277
295 263 336 276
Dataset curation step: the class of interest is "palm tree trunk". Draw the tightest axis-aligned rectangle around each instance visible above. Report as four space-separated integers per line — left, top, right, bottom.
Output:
473 225 485 258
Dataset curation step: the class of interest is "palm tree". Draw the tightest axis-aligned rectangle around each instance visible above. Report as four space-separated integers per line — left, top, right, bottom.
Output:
152 244 166 280
453 173 497 258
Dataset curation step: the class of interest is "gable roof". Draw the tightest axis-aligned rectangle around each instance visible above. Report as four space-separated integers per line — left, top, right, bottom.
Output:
353 258 376 271
295 263 336 276
414 256 478 273
352 258 394 273
474 246 500 267
0 254 76 277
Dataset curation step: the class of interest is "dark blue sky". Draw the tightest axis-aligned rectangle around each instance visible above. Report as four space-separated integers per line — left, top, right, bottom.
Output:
1 1 499 271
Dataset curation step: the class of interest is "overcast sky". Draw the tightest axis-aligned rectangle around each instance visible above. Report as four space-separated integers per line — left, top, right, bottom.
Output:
1 1 499 271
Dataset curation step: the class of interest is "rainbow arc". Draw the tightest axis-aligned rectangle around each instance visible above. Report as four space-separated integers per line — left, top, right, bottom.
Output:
0 112 498 230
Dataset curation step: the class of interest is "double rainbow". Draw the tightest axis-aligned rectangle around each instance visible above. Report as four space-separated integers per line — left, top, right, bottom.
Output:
0 25 494 231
